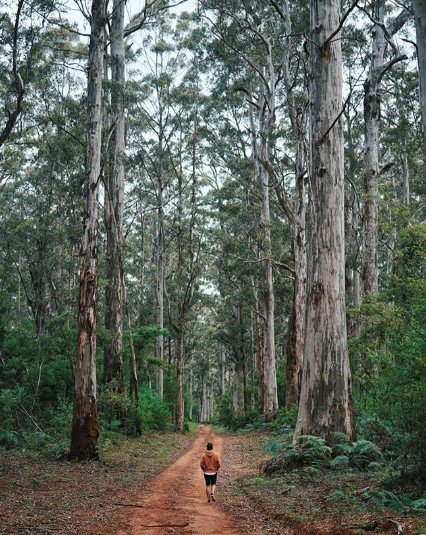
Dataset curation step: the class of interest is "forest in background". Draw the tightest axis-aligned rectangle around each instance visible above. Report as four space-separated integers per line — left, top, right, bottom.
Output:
0 0 425 503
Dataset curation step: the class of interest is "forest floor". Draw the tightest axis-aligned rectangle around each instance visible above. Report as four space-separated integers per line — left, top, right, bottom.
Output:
0 425 424 534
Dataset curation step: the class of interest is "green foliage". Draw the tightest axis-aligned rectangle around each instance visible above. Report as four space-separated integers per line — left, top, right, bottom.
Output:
351 223 426 478
350 439 383 470
367 461 385 471
411 498 426 513
264 433 384 475
21 431 52 450
98 386 172 436
264 437 284 455
0 429 20 448
132 325 170 351
98 389 132 432
332 442 354 456
215 389 265 431
139 387 171 431
0 387 24 424
361 488 413 514
330 455 351 470
268 406 298 432
264 435 332 475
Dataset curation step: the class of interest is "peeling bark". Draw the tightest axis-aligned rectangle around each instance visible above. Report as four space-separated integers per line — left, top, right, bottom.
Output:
70 0 105 460
294 0 355 442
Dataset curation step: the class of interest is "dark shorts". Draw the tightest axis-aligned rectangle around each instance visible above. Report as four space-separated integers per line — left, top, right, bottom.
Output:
204 473 217 485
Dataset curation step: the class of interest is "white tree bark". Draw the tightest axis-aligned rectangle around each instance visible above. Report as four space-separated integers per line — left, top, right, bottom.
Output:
248 60 278 421
155 46 166 399
219 345 226 396
104 0 125 391
362 0 386 295
175 326 185 429
70 0 105 460
362 1 408 294
412 0 426 147
156 139 164 399
402 152 410 206
294 0 355 442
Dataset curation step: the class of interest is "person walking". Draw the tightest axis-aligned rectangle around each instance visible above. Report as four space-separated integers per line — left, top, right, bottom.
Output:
200 442 221 503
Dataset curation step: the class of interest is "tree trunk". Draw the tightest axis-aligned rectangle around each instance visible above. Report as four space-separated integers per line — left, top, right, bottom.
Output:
201 376 207 421
294 0 355 442
155 171 164 399
386 173 397 276
259 64 278 421
175 325 185 431
173 100 199 431
232 364 245 417
219 345 226 396
209 389 214 422
70 0 105 460
189 367 193 420
279 0 308 410
104 0 125 392
260 174 278 420
344 100 361 339
413 0 426 148
122 275 138 403
285 156 307 410
155 80 165 399
402 152 410 206
362 0 408 293
252 276 265 413
362 1 387 295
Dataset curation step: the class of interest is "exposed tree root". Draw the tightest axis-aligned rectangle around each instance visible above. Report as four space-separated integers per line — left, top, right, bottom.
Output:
387 518 404 533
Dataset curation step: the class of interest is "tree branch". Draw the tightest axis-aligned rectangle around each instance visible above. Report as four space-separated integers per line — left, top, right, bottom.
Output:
377 53 407 84
324 0 362 46
258 157 295 225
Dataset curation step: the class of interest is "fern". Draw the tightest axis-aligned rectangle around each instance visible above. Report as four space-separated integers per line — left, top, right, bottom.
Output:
411 498 426 512
333 442 354 456
264 437 283 454
351 439 383 469
330 455 350 470
332 431 350 444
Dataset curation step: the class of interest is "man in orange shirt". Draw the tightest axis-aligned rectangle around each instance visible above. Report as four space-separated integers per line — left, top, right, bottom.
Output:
200 442 221 503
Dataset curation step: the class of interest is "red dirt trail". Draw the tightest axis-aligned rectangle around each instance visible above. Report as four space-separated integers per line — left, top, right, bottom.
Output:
119 425 243 535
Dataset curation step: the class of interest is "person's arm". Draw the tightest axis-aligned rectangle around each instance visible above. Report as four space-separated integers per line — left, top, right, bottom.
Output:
216 455 221 470
200 455 205 470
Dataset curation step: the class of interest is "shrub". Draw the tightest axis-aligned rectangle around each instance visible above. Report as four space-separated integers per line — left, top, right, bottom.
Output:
264 435 332 475
139 387 171 431
0 429 19 448
264 433 384 475
351 439 383 469
98 388 132 431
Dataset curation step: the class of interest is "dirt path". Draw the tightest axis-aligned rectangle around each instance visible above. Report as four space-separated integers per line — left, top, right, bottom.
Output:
119 425 243 535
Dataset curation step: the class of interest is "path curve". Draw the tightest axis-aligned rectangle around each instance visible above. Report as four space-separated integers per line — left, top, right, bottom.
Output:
119 425 243 535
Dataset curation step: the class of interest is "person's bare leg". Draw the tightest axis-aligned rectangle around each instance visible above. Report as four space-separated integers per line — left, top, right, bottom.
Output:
206 484 211 502
211 484 216 501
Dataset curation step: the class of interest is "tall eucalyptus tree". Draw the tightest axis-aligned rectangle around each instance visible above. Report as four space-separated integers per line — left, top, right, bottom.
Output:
361 1 409 294
70 0 105 460
412 0 426 147
103 0 126 392
294 0 355 441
